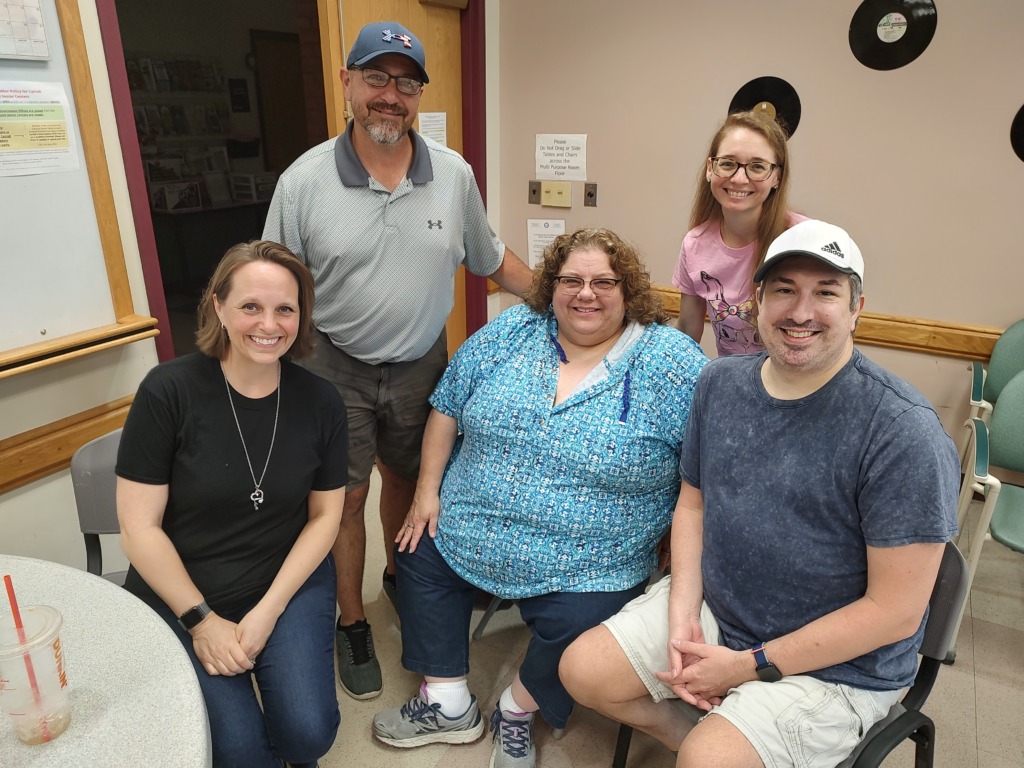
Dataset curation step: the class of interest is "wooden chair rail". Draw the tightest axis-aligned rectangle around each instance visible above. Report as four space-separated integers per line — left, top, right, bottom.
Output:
488 282 1000 361
0 291 1002 495
0 396 133 495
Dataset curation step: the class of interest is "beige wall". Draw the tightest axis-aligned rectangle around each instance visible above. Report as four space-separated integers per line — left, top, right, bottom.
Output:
0 0 155 568
489 0 1024 434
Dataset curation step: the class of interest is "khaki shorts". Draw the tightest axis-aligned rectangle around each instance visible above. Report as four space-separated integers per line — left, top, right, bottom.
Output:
602 577 901 768
301 330 448 488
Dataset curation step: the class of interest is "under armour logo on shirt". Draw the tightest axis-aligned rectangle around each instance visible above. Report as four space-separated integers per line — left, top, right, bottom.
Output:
428 220 443 229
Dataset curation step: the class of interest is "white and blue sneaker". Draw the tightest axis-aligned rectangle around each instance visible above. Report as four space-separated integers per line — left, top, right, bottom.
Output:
489 707 536 768
372 685 484 748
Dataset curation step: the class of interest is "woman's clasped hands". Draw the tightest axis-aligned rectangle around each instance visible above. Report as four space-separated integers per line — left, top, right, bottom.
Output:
189 605 278 676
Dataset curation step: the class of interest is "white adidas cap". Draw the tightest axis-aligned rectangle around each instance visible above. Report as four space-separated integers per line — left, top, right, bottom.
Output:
754 219 865 284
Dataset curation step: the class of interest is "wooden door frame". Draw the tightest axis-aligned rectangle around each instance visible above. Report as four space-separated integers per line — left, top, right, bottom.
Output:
94 0 175 362
460 0 488 335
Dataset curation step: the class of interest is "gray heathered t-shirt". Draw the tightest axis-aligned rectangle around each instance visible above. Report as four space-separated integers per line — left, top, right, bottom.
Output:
679 349 959 691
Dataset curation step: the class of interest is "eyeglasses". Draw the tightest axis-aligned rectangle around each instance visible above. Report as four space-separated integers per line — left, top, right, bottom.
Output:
354 67 423 96
553 276 623 295
710 157 780 182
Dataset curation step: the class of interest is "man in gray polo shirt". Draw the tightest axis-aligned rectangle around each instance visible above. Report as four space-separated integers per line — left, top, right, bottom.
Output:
263 20 532 700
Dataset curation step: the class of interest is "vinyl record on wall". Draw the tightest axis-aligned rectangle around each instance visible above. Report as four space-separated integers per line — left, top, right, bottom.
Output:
728 77 802 138
849 0 937 71
1012 105 1024 164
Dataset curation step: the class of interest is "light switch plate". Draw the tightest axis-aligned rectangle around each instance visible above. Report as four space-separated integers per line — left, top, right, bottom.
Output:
584 182 598 207
541 181 571 208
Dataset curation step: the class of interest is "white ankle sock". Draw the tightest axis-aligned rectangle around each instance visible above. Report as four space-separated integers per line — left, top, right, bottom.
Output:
423 680 472 718
499 685 529 716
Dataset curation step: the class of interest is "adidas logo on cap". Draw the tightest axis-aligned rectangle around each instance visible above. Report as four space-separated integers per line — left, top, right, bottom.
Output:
821 241 845 259
754 219 865 283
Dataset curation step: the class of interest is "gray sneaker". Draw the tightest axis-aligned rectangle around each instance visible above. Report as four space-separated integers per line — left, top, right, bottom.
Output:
336 620 382 700
373 686 485 748
489 707 536 768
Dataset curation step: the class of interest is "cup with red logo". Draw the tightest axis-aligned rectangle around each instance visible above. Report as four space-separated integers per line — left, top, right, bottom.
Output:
0 605 71 744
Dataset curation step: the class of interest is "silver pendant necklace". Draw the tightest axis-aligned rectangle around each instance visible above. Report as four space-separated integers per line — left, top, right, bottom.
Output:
222 362 281 511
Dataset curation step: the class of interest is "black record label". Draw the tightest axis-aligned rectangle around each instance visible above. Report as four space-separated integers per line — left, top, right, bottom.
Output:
1012 105 1024 164
728 77 801 138
849 0 937 71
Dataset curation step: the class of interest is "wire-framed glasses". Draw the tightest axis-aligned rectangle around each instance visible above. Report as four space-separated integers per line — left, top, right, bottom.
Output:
710 157 780 182
553 276 623 295
355 67 423 96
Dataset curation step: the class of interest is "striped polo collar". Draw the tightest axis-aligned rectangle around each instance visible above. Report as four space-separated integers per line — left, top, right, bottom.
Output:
334 120 434 187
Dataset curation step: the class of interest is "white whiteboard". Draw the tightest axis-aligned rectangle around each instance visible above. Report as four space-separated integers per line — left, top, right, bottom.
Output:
0 0 113 354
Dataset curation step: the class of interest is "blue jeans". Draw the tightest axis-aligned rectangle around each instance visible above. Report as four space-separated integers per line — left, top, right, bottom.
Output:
152 556 340 768
396 535 646 729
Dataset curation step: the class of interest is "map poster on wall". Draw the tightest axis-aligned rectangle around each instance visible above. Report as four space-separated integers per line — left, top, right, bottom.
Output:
535 133 587 181
0 81 79 175
0 0 50 60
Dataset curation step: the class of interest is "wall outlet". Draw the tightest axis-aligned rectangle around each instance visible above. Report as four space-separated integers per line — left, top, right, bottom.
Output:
584 182 598 207
528 181 541 204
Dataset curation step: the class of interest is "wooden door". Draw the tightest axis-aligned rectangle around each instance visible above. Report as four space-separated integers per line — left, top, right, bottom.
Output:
317 0 468 352
251 30 311 174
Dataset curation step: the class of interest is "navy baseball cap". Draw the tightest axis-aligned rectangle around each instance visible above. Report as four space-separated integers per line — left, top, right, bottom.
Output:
346 21 429 83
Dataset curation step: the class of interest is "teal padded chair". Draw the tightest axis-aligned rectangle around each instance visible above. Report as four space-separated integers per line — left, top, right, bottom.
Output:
955 369 1024 636
959 318 1024 466
612 541 969 768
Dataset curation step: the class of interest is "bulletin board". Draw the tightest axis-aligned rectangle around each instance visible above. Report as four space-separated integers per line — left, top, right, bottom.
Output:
0 0 156 380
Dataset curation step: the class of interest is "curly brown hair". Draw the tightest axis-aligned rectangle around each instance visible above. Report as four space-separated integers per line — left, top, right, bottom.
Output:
195 240 317 360
522 228 665 325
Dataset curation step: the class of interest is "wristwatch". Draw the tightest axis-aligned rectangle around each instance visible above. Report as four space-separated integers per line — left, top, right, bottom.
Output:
177 600 211 631
751 643 783 682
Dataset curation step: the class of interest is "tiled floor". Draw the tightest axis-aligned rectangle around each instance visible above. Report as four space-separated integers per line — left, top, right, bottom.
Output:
318 477 1024 768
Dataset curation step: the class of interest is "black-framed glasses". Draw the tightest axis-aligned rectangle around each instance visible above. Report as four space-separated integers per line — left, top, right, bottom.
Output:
710 157 780 182
355 67 423 96
553 276 623 295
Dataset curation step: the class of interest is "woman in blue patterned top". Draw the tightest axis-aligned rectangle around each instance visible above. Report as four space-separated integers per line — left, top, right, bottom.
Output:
372 228 707 767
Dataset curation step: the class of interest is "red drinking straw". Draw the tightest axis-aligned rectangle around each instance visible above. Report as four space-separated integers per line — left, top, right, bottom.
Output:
2 575 53 742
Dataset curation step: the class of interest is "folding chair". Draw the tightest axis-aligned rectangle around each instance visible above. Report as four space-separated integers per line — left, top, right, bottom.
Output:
954 370 1024 638
70 428 127 585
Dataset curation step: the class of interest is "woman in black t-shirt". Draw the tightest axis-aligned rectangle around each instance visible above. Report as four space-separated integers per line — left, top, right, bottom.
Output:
116 241 348 768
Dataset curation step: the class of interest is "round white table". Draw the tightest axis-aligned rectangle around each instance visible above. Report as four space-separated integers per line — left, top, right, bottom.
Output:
0 554 211 767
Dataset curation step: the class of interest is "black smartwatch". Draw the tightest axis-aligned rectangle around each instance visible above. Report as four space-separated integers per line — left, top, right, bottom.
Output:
177 600 211 631
751 643 783 682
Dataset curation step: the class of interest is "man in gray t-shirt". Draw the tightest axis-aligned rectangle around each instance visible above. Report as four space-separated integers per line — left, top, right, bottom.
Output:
561 220 959 768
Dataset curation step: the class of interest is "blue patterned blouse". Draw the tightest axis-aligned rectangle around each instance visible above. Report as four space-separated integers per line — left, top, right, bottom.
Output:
431 304 707 598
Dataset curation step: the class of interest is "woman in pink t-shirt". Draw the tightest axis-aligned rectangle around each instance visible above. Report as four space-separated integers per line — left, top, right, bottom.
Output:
673 111 805 356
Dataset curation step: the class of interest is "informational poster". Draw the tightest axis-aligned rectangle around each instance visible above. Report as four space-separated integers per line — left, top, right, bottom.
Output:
535 133 586 181
0 81 79 175
526 218 565 267
0 0 49 60
418 111 446 147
